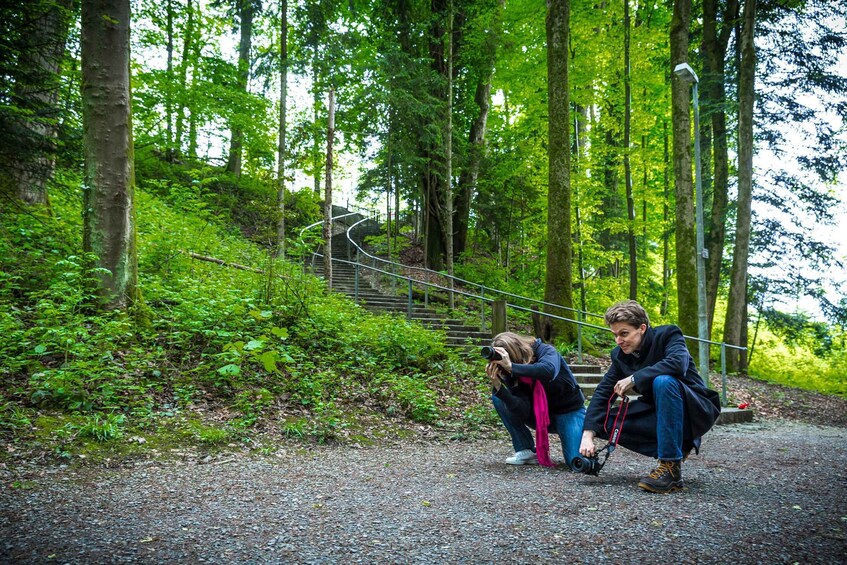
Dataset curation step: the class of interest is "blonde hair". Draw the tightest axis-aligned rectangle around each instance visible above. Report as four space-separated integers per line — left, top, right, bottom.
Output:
492 332 536 364
604 300 650 328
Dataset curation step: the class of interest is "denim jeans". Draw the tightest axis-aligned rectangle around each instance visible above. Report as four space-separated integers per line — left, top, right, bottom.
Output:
654 374 684 461
492 394 586 469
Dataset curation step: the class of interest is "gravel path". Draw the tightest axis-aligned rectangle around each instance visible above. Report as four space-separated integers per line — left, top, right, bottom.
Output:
2 420 846 564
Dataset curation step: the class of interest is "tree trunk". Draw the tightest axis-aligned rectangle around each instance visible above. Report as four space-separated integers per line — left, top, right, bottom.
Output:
175 0 195 157
12 0 73 205
443 1 454 304
166 0 174 154
226 0 253 177
322 87 335 290
81 0 139 310
670 0 698 351
312 61 322 194
544 0 575 343
623 0 637 300
661 120 671 317
703 0 739 334
725 0 757 373
453 0 503 258
276 0 288 257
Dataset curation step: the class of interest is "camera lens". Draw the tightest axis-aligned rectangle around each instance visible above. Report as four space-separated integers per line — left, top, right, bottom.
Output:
570 455 599 475
480 346 501 360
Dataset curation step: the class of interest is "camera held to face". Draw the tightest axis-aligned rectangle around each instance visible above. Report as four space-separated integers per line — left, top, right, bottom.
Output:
480 346 502 361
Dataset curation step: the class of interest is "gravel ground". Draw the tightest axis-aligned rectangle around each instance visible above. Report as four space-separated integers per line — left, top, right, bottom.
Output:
2 419 846 564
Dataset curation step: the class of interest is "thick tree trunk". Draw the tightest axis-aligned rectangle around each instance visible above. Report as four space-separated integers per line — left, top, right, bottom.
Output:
670 0 699 350
725 0 757 373
12 0 73 205
226 0 253 177
544 0 575 343
323 88 335 289
276 0 288 256
81 0 139 310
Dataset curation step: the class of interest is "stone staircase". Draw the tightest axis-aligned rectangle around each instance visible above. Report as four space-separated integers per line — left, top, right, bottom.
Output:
309 219 753 421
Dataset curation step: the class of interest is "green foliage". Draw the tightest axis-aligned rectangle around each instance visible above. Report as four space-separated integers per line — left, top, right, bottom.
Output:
0 154 489 455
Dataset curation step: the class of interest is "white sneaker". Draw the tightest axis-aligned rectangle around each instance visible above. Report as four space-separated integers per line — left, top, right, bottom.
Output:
505 449 538 465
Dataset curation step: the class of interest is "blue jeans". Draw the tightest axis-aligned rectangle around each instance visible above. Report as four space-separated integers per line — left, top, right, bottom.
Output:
654 374 685 461
492 395 586 469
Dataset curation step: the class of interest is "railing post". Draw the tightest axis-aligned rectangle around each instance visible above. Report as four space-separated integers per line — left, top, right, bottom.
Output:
720 344 728 407
354 263 359 302
492 300 507 337
577 320 584 364
407 280 413 320
480 287 486 331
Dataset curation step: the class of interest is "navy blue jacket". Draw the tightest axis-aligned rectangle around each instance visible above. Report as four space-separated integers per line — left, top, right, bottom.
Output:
494 339 585 420
584 325 721 455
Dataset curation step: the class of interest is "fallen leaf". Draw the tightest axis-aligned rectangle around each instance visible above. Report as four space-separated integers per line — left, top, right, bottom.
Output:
422 500 431 507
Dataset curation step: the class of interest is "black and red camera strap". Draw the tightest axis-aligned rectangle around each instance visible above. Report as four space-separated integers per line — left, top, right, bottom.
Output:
603 394 630 448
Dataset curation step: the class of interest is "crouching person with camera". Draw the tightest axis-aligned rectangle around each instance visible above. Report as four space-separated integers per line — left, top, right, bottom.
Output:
486 332 586 469
579 301 721 493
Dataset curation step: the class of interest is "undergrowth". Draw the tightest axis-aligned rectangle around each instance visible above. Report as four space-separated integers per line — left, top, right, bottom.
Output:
0 169 497 463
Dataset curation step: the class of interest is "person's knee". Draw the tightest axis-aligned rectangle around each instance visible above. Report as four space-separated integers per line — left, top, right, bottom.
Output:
653 375 676 392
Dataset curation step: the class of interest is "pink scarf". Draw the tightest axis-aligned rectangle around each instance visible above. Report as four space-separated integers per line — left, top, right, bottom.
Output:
520 376 554 467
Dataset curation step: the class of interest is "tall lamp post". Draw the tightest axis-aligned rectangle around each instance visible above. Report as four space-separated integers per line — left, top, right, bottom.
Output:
674 62 710 386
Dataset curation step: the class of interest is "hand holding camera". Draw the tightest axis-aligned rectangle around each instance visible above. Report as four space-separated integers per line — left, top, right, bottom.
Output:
482 345 513 388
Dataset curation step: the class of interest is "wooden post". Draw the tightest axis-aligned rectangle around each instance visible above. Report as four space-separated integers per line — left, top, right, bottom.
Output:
492 300 506 337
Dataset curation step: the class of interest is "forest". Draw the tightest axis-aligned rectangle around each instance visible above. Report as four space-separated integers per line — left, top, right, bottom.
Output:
1 0 845 455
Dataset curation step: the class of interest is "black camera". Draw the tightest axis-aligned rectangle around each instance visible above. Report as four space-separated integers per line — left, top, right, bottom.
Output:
570 454 604 475
480 346 502 361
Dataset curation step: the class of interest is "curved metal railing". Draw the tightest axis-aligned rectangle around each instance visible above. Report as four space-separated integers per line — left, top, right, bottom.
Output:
300 208 746 406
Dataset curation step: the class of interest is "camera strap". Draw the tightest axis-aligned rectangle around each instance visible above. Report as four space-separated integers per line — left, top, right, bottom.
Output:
603 395 630 449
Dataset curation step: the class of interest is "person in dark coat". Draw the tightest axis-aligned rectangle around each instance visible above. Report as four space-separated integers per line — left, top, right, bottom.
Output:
487 332 586 469
579 300 721 493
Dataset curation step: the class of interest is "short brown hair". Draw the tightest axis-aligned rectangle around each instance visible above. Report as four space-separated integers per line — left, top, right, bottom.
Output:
491 332 536 364
604 300 650 328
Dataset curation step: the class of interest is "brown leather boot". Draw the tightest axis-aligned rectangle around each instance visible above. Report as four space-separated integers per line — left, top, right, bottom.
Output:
638 460 683 493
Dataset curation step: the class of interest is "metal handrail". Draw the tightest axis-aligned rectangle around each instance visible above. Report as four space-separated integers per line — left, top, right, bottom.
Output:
345 215 605 321
301 211 747 407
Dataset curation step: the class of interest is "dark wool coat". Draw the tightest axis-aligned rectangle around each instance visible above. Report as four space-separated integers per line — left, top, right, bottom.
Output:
584 325 721 457
494 339 585 425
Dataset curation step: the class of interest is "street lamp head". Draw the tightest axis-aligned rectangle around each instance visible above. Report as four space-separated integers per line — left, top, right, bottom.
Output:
673 62 699 85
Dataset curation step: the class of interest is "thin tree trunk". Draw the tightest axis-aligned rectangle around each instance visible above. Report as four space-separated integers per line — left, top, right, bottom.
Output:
323 87 335 290
81 0 139 310
670 0 699 351
544 0 575 342
276 0 288 256
725 0 757 373
175 0 195 157
624 0 637 300
444 1 454 307
662 120 671 316
703 0 739 334
166 0 174 154
453 0 502 258
313 62 321 194
226 0 253 177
